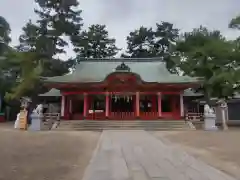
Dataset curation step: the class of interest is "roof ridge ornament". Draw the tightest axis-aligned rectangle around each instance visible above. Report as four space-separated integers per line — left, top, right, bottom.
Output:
115 62 131 72
77 57 163 62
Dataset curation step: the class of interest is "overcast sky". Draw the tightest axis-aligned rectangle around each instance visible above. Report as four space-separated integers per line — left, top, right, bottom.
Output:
1 0 240 58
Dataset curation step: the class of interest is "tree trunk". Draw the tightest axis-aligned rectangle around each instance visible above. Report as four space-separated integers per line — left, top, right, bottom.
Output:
203 87 211 106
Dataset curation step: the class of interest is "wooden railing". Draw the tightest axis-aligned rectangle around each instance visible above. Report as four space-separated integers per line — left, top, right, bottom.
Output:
43 113 60 129
186 112 203 121
109 112 135 120
72 113 84 120
140 112 158 120
87 111 106 120
44 113 60 121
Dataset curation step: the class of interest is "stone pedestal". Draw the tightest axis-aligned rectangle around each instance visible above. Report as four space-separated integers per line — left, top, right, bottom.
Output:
28 113 44 131
204 113 218 131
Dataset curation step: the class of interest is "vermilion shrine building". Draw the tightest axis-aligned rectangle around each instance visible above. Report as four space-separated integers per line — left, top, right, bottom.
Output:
43 58 201 120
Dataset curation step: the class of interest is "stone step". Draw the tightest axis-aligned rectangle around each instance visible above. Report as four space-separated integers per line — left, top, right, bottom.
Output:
55 120 192 131
59 124 187 127
57 128 190 131
60 122 187 125
57 124 188 126
59 121 187 125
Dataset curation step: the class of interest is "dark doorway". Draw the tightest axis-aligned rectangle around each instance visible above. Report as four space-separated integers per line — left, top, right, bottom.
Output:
161 94 172 112
111 95 134 112
72 95 84 114
90 95 105 112
140 95 158 112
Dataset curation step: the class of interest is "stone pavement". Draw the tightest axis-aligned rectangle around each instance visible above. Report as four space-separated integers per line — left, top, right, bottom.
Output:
82 130 236 180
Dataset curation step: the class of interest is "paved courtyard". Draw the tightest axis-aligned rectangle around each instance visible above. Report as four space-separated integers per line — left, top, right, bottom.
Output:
154 130 240 179
82 130 236 180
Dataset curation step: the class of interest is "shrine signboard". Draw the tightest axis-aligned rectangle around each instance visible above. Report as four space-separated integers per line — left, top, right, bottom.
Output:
18 110 28 130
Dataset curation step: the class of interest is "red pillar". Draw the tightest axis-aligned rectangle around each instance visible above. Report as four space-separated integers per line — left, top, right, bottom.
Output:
105 92 109 118
136 92 140 118
63 96 70 120
61 95 65 118
180 94 184 118
83 93 88 119
69 99 72 114
158 92 162 118
68 98 72 120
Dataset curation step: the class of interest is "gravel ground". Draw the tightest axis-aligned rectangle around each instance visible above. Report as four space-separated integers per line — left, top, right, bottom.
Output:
0 125 100 180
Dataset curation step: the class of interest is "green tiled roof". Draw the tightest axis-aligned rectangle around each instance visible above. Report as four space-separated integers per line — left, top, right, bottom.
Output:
44 59 200 84
183 89 203 97
39 88 61 97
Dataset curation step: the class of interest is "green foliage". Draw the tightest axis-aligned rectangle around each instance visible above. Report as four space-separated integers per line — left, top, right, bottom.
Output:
34 0 83 55
0 16 11 55
123 22 179 72
123 26 155 58
2 0 83 101
4 51 43 100
0 17 13 96
1 8 240 103
0 16 11 44
74 24 120 59
176 26 240 99
18 21 72 77
229 15 240 30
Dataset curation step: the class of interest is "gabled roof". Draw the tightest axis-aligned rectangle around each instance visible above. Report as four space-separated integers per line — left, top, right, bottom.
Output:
39 88 61 97
43 58 200 84
183 89 203 97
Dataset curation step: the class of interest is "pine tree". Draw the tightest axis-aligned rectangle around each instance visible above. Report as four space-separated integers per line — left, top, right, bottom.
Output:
74 24 120 59
123 22 179 72
0 16 11 54
32 0 83 56
6 0 83 100
176 26 239 100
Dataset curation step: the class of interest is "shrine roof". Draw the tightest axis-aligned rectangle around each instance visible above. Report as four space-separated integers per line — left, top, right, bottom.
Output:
39 88 203 97
43 58 200 84
183 89 203 97
39 88 61 97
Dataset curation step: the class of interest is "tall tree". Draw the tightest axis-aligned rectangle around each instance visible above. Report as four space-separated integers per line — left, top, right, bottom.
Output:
176 26 239 101
0 16 13 95
229 15 240 30
154 22 179 56
229 15 240 66
123 26 155 58
17 0 83 57
18 21 72 77
0 16 11 54
4 51 43 100
123 22 179 72
5 0 83 100
74 24 120 59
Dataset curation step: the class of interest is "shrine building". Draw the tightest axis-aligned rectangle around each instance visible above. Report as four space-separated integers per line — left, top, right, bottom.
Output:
42 58 201 120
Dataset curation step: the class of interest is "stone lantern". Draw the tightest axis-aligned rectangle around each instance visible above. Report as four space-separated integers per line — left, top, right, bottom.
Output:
204 104 218 131
20 97 32 110
218 100 228 130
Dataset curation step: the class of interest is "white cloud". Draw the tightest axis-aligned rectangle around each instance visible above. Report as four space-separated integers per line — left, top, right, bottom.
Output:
0 0 240 59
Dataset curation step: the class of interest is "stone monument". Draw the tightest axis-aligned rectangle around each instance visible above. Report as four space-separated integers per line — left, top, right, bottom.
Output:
204 104 218 130
218 100 228 130
16 97 31 130
20 97 31 109
28 104 44 131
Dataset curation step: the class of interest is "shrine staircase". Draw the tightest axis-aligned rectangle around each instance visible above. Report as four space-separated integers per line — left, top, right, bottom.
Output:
55 120 195 131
